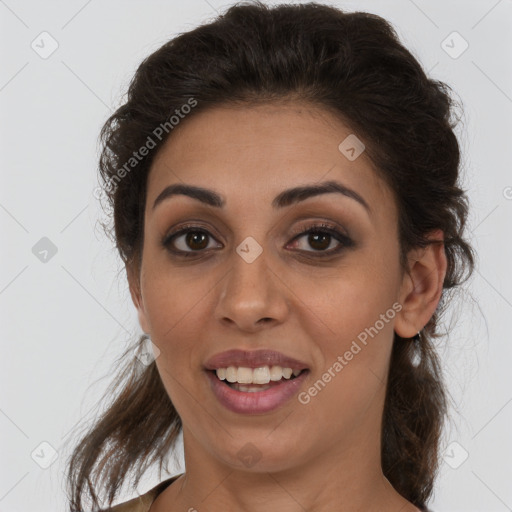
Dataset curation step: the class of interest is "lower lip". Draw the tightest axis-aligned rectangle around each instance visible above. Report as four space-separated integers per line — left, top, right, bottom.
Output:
205 370 309 414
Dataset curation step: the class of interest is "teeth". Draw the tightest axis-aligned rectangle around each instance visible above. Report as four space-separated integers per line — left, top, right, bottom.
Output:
253 366 270 384
270 366 283 381
282 367 293 379
225 366 237 383
237 367 253 384
215 365 302 385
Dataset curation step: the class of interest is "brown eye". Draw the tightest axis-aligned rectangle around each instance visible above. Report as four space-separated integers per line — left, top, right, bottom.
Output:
305 232 333 251
184 231 209 250
163 227 221 255
288 223 354 256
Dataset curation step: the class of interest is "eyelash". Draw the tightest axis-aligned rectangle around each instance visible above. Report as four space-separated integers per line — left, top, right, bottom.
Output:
162 221 354 259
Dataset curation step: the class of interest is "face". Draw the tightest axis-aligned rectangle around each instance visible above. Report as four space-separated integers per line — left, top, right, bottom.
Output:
128 102 439 474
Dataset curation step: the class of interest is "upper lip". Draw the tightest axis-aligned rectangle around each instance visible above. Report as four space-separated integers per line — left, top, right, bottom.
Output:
204 349 310 371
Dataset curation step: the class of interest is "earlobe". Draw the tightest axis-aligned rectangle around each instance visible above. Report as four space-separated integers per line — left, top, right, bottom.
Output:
394 229 447 339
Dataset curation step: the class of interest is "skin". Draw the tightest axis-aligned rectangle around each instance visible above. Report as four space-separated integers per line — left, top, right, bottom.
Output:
127 102 447 512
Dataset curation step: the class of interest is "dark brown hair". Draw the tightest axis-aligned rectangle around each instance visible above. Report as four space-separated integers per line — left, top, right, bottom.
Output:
65 2 475 510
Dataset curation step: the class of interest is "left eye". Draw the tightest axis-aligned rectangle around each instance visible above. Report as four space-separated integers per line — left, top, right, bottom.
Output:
287 223 353 255
289 229 343 252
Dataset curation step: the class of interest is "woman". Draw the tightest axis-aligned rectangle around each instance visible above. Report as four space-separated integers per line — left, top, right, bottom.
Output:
66 2 474 511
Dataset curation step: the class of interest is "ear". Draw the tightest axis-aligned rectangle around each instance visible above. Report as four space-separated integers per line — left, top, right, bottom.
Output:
126 263 151 334
395 229 447 338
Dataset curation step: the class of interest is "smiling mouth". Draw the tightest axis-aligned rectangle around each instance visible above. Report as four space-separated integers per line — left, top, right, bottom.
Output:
206 364 310 414
209 366 307 392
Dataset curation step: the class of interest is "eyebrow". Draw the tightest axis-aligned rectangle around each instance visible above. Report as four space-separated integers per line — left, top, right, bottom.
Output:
152 180 371 215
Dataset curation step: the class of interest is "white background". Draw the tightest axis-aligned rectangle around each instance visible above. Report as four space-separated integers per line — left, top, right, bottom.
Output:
1 0 511 511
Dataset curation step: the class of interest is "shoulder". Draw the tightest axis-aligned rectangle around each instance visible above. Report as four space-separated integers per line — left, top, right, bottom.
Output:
108 494 151 512
102 475 182 512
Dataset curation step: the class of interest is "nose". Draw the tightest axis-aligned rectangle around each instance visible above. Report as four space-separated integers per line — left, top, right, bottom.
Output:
214 245 289 332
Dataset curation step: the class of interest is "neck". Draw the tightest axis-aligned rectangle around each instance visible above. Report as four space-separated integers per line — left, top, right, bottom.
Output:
151 430 419 512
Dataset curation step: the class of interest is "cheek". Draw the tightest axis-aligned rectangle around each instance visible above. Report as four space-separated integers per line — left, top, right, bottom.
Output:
141 262 214 337
143 270 213 415
296 255 399 391
298 256 400 349
138 279 203 400
296 258 400 430
296 296 397 442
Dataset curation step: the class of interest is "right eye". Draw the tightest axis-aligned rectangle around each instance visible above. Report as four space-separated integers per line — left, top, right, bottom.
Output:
162 225 223 257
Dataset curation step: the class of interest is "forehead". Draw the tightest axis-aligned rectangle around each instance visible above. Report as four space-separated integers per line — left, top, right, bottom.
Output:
147 103 394 219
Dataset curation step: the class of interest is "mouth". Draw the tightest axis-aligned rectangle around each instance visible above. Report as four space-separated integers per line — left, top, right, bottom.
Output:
205 362 310 414
204 349 311 413
209 365 307 392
